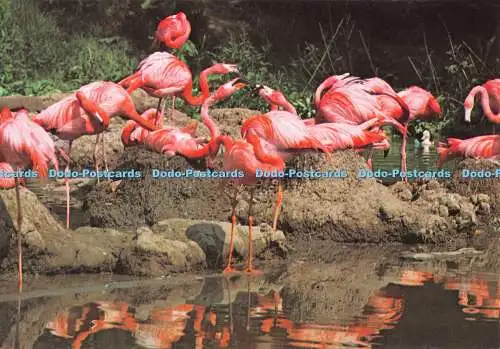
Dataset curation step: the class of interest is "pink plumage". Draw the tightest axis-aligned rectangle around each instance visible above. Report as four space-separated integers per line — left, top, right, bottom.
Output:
307 119 389 152
315 83 407 134
464 79 500 123
33 81 157 140
154 12 191 49
0 108 58 177
0 162 17 189
242 111 327 158
437 135 500 165
144 122 207 158
398 86 441 121
122 108 163 146
213 135 285 185
119 52 239 106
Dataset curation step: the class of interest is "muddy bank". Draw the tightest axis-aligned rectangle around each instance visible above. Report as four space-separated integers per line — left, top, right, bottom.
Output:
0 188 285 277
85 145 497 249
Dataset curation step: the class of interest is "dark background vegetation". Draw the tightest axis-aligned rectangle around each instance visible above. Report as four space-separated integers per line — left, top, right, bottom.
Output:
1 0 499 137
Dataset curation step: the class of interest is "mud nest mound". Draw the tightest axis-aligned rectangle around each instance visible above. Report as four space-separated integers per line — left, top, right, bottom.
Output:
447 158 500 213
84 147 235 228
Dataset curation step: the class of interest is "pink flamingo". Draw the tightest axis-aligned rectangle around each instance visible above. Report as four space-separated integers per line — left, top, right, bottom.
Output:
208 133 286 275
119 52 238 125
353 79 441 175
358 81 441 174
243 89 334 231
437 135 500 165
397 86 441 171
464 79 500 123
255 84 391 151
0 107 59 291
314 73 361 109
314 80 407 133
255 85 297 114
307 119 391 153
120 108 201 148
250 84 395 229
153 12 191 50
143 79 248 162
315 76 418 174
33 81 159 229
121 108 164 147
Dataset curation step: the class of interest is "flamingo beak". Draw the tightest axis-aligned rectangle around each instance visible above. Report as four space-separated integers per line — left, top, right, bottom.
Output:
252 84 265 96
464 109 472 123
231 78 248 90
95 112 104 124
384 149 390 157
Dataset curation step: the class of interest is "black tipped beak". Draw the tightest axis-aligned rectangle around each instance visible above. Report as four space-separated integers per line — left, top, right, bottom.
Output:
252 84 264 96
384 149 390 157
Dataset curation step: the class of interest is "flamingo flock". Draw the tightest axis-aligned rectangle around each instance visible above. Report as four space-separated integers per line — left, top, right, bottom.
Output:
0 12 499 287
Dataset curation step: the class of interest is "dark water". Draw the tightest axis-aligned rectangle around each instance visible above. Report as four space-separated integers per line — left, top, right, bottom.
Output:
0 265 498 349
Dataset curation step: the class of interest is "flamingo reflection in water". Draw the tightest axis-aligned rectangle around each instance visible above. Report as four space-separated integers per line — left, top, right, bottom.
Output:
45 300 232 349
394 270 500 320
44 279 405 349
45 272 498 349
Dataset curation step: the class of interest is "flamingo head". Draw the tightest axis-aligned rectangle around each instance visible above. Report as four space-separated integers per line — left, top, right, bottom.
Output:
209 63 239 75
464 96 474 122
174 12 188 21
254 84 293 109
75 92 110 128
213 78 248 101
323 73 354 89
253 84 273 97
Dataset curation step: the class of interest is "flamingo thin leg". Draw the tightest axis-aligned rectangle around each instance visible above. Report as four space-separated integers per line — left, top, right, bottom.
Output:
102 133 109 173
223 204 237 273
160 97 168 126
14 177 23 292
93 135 101 183
59 142 72 229
155 97 163 127
401 127 408 183
170 96 176 122
246 189 260 275
271 182 283 232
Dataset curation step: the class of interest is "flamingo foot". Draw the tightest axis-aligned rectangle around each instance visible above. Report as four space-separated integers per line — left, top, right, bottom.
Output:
223 266 236 274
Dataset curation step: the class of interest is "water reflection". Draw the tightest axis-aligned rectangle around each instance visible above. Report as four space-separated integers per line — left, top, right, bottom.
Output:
36 270 499 349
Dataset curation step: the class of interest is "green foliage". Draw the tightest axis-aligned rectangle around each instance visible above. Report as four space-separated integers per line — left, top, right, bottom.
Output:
191 32 315 117
0 0 137 96
407 34 494 136
177 40 199 64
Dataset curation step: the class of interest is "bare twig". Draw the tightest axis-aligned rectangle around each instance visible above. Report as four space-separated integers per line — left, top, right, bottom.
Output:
408 56 424 83
359 30 377 76
302 17 346 93
422 29 440 92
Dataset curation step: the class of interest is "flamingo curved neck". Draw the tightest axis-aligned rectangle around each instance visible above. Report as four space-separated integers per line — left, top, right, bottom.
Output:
182 66 215 106
201 96 220 139
314 81 330 107
472 86 500 123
